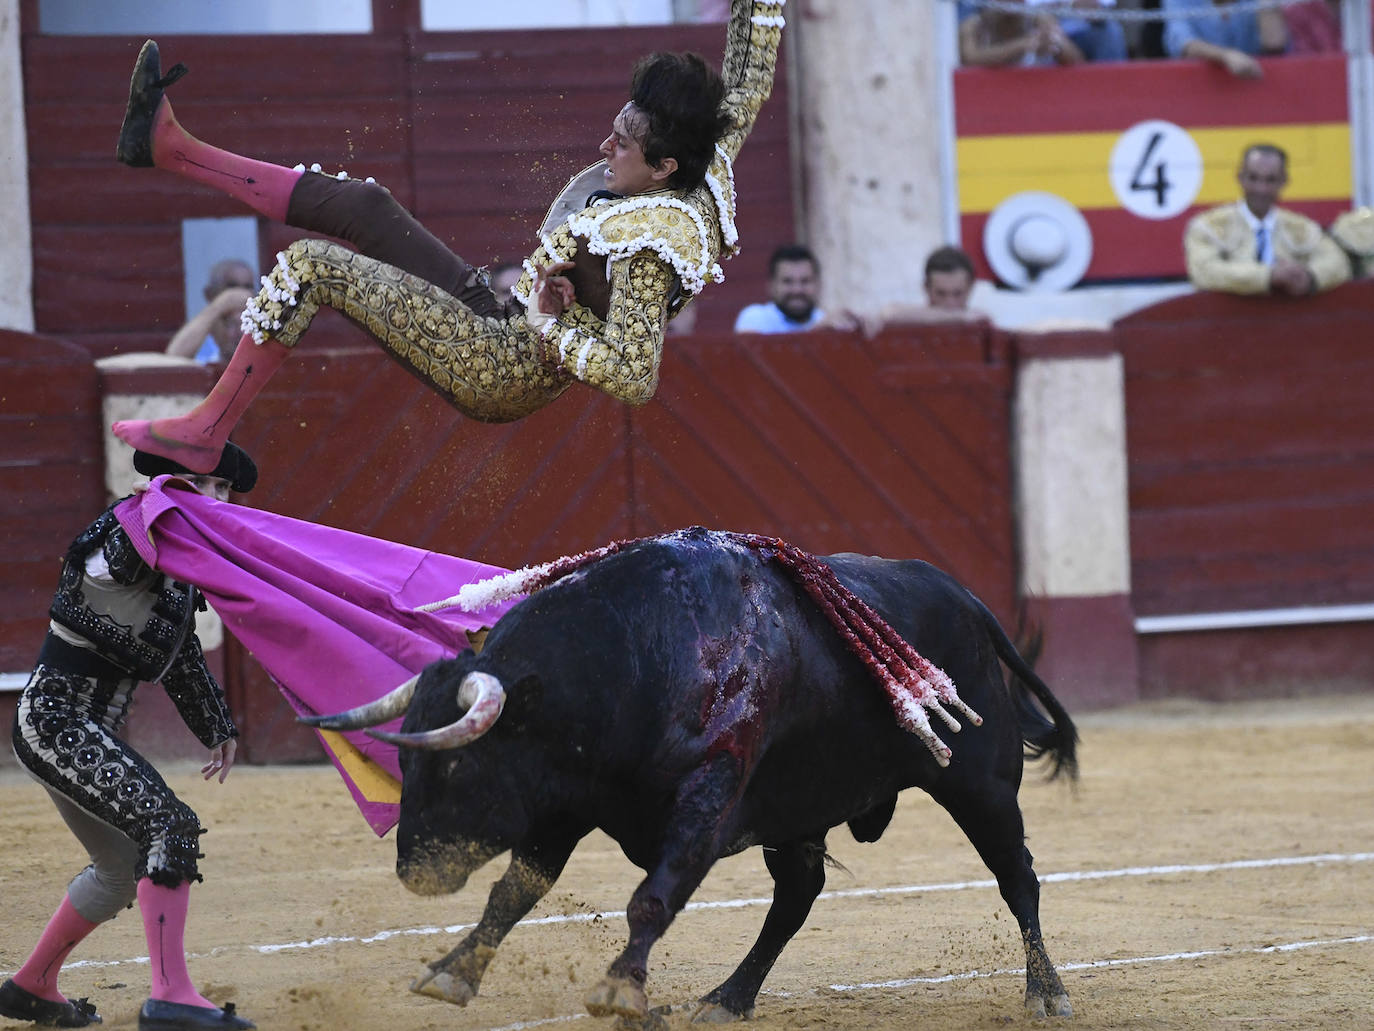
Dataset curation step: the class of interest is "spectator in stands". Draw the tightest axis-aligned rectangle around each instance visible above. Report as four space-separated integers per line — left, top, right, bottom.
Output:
854 245 988 337
165 258 255 364
1183 143 1350 295
734 244 832 333
960 0 1085 66
1162 0 1288 78
923 245 981 312
1026 0 1129 61
1283 0 1348 54
1329 206 1374 278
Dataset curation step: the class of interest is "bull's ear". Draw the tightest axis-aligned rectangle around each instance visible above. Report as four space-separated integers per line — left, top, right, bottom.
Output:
428 651 479 682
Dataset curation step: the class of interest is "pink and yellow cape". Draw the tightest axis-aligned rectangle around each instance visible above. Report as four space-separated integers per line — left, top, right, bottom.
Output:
114 476 516 835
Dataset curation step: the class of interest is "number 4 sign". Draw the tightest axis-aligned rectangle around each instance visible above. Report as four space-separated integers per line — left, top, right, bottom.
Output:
1109 119 1204 220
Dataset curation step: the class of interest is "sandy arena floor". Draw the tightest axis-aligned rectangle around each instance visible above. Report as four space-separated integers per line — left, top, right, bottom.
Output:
2 694 1372 1030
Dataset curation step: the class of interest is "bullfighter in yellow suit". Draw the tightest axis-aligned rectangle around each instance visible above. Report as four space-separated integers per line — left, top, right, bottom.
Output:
112 0 787 472
1184 142 1349 296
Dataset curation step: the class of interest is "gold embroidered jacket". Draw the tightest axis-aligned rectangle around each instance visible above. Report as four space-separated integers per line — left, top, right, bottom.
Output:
1330 206 1374 277
514 0 784 405
1184 202 1351 295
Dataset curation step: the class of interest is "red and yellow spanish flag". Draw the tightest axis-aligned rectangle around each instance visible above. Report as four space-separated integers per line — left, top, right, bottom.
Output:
954 54 1351 282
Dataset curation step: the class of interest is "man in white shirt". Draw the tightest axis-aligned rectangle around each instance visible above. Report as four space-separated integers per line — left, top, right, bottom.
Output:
733 244 829 333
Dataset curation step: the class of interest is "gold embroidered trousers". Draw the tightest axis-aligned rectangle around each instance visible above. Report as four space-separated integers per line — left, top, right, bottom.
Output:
259 237 571 424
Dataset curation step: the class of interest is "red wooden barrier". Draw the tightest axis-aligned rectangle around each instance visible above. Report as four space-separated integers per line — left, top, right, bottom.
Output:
1117 280 1374 616
221 326 1018 760
1116 279 1374 699
0 331 107 672
0 331 108 762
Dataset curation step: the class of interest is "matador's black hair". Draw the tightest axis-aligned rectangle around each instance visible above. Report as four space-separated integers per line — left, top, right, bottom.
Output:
630 51 731 192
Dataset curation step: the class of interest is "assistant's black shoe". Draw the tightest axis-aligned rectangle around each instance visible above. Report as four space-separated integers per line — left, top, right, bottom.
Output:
137 999 254 1031
115 38 188 167
0 978 102 1027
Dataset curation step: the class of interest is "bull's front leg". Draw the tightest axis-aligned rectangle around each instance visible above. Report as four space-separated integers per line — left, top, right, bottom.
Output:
692 836 828 1022
413 827 581 1006
586 758 741 1022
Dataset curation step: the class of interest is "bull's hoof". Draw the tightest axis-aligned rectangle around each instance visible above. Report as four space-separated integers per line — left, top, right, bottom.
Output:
585 976 648 1020
1025 990 1072 1019
410 963 475 1006
691 1000 752 1023
613 1005 671 1031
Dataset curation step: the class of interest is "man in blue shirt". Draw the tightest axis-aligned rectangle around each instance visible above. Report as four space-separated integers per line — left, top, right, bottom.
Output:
733 244 830 333
165 258 255 364
1163 0 1288 77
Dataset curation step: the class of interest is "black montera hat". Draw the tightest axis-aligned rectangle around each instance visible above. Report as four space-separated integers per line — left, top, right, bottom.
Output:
133 441 258 494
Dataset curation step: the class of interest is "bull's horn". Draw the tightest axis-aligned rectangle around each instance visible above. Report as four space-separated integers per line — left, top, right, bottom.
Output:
298 674 419 730
367 672 505 750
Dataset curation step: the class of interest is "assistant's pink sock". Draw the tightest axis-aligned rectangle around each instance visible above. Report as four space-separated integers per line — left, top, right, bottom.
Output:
12 894 101 1003
137 879 214 1009
151 96 302 222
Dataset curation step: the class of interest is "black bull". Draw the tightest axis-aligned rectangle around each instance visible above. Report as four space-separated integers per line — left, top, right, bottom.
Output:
308 529 1078 1022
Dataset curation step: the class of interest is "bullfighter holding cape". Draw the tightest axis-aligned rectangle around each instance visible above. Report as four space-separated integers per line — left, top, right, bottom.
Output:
113 476 517 836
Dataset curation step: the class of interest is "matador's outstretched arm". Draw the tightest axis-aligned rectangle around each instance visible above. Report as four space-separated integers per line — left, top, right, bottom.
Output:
717 0 786 163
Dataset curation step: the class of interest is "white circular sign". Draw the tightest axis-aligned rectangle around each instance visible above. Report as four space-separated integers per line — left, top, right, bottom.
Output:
983 192 1093 292
1109 119 1203 220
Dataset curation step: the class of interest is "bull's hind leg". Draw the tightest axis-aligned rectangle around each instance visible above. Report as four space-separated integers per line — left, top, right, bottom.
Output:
691 836 828 1023
934 782 1072 1019
412 827 581 1007
587 758 743 1022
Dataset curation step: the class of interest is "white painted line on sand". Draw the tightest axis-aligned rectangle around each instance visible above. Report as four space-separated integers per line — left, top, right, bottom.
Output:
253 849 1374 954
829 933 1374 990
478 934 1374 1031
12 850 1370 979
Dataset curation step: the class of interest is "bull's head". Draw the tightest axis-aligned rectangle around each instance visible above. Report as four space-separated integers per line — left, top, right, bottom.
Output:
300 669 506 749
301 657 513 893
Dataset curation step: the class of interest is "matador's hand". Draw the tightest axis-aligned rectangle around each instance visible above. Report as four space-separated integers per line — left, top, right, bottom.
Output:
533 261 576 317
202 737 237 783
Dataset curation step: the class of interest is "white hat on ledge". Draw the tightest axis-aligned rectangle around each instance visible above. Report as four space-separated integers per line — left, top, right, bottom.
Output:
983 191 1093 293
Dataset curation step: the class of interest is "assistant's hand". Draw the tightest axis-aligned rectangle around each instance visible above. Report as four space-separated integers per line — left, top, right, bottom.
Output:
202 737 237 783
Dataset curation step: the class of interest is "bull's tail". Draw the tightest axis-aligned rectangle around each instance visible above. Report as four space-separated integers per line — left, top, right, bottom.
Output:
970 593 1078 781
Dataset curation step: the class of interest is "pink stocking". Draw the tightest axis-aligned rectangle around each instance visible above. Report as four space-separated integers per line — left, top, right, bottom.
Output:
150 97 302 223
112 334 290 472
137 879 214 1009
11 894 100 1004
